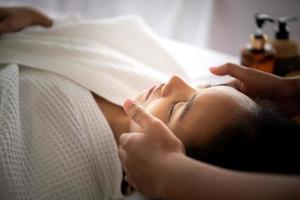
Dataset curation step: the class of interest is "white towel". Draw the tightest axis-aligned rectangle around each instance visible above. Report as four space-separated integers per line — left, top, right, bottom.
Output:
0 16 186 200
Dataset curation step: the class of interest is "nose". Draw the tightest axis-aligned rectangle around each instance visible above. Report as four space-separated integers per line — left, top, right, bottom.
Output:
161 75 190 96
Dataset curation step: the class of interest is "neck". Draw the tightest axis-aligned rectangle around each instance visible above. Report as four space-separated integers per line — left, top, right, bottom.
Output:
93 94 130 145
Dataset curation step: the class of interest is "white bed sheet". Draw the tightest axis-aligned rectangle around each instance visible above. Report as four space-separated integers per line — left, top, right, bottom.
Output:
160 37 239 85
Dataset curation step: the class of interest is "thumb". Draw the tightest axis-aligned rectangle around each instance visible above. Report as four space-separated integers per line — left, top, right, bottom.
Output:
31 11 53 27
123 99 165 132
35 12 53 27
39 16 53 27
210 63 278 86
209 62 252 77
123 99 185 153
209 63 234 76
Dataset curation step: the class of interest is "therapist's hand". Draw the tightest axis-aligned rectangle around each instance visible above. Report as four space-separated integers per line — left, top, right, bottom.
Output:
0 6 53 35
118 99 185 198
210 63 300 116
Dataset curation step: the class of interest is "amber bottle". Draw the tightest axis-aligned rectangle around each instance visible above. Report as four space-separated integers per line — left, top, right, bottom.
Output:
241 14 276 73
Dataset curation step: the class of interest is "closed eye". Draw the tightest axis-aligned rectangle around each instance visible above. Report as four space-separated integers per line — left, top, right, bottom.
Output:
168 93 197 122
168 102 177 120
168 101 184 120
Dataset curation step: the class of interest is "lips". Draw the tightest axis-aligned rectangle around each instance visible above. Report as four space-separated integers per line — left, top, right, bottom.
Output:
145 85 156 100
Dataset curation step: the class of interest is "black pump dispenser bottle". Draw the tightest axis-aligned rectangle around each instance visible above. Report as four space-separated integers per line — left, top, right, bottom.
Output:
272 16 299 76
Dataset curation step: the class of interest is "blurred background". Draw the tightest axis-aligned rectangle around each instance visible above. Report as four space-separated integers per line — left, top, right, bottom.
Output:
1 0 300 57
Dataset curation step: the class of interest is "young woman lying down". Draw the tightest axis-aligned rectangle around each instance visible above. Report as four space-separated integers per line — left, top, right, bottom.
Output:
0 6 299 200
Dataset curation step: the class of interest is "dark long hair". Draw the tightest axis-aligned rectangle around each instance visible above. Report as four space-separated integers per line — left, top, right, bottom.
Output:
186 99 300 175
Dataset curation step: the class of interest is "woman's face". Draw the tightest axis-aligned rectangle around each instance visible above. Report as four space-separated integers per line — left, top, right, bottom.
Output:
131 76 256 148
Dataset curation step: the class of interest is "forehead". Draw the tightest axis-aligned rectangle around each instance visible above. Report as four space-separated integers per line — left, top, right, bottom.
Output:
188 86 248 122
171 86 251 144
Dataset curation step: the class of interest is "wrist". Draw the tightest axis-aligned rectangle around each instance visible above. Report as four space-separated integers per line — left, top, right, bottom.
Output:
156 152 187 198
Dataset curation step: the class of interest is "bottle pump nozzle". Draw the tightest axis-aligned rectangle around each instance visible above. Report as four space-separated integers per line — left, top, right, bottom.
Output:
255 14 274 38
276 16 298 39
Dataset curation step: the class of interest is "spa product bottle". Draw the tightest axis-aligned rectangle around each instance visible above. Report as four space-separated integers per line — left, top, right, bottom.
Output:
241 14 276 73
271 16 299 76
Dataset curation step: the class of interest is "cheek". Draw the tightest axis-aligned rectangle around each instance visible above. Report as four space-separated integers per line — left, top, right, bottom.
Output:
129 99 170 132
144 100 169 123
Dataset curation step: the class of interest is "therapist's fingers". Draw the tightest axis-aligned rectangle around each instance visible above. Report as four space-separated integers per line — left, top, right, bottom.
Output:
119 132 138 150
118 144 126 163
31 10 53 27
0 19 14 34
123 99 167 133
118 137 138 189
209 62 249 76
0 7 53 35
34 15 53 27
209 63 256 81
124 174 137 190
209 62 278 85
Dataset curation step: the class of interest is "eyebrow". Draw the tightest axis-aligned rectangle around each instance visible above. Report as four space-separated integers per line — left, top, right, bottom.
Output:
179 93 197 121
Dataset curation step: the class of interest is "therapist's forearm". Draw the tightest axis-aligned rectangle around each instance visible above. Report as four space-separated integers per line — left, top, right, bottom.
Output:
159 153 300 200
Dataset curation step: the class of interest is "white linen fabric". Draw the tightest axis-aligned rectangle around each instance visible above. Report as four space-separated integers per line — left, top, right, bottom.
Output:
1 64 124 199
0 17 186 200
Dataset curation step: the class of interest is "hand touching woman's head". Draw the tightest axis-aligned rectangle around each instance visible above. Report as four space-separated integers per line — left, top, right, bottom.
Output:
132 75 257 149
131 75 300 175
